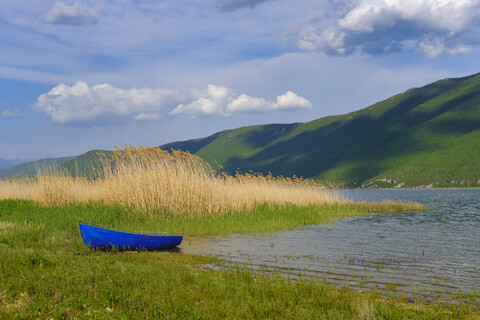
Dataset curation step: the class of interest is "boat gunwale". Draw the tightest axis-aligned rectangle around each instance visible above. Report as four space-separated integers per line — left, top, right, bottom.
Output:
78 220 182 237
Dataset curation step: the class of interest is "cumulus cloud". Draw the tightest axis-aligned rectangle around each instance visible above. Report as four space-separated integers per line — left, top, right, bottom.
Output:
276 91 312 109
170 84 311 116
170 85 234 116
34 82 311 125
214 0 273 12
43 2 101 26
291 0 480 58
1 109 22 117
34 81 183 125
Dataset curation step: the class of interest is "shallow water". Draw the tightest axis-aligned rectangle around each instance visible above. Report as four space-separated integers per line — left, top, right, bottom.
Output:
180 189 480 302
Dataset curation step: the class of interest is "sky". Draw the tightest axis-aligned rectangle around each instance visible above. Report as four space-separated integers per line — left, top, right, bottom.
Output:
1 0 480 160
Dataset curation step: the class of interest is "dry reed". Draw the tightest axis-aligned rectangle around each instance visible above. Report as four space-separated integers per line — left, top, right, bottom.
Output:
0 146 341 217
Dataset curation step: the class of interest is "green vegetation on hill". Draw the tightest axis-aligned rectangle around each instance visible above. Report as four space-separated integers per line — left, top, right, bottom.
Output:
3 73 480 188
163 73 480 188
0 158 24 170
0 150 112 180
60 150 111 178
0 157 74 179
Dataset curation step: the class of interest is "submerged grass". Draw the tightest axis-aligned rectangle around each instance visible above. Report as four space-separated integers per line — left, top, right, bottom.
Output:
1 199 478 319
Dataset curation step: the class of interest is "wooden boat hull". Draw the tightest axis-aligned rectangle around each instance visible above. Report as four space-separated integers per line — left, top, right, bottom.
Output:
79 221 183 250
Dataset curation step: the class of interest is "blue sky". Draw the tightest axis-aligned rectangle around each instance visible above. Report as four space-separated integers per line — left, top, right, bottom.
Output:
1 0 480 160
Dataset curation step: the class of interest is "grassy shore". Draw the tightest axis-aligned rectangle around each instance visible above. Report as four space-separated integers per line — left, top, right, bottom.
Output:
1 146 475 319
1 199 478 319
0 146 344 216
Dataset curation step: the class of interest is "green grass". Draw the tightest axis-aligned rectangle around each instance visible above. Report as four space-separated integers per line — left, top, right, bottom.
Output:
1 199 479 319
0 199 419 237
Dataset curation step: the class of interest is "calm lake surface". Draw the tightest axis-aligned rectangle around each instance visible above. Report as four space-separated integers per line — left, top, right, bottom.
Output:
181 189 480 302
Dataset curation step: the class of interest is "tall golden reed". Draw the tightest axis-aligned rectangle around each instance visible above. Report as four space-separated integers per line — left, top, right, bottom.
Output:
0 146 341 217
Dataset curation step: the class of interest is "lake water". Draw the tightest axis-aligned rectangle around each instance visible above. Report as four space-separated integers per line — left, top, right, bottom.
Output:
181 189 480 303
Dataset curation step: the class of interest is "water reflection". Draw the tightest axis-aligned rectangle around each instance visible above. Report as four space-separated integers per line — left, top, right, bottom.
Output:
181 189 480 303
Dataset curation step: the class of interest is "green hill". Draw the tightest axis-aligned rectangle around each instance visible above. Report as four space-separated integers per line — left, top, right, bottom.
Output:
60 150 111 178
162 73 480 188
0 157 74 179
0 158 25 170
3 73 479 188
0 150 110 180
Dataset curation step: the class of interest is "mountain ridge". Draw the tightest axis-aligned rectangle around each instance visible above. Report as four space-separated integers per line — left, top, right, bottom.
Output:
2 73 479 188
0 157 75 179
162 72 480 188
0 158 26 170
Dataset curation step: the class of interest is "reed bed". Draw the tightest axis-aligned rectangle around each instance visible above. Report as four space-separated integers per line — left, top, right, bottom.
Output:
0 146 342 217
345 199 425 213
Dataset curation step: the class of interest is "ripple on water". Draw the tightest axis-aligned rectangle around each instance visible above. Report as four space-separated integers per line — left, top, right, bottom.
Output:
181 189 480 303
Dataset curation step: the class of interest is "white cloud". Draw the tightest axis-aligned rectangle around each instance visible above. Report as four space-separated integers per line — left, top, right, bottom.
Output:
227 91 311 112
171 84 311 116
298 27 350 56
338 0 475 33
34 81 184 125
276 91 312 109
227 94 271 112
418 38 445 58
291 0 480 57
448 45 472 56
170 84 234 116
43 2 101 26
134 113 161 121
1 109 22 117
418 39 472 58
34 82 311 124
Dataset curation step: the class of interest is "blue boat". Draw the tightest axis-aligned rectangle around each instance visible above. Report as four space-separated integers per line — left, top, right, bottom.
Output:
79 221 183 251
